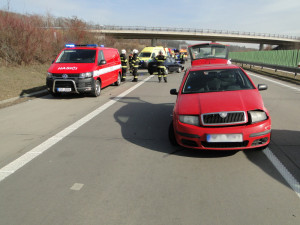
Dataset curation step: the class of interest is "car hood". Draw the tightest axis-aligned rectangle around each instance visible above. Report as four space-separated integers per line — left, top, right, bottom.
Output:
48 63 96 74
176 89 265 115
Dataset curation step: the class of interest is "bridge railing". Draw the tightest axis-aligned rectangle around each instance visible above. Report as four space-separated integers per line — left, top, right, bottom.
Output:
91 25 300 40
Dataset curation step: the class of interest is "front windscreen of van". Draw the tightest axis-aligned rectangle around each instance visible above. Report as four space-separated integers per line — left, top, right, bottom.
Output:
139 52 151 57
56 49 96 63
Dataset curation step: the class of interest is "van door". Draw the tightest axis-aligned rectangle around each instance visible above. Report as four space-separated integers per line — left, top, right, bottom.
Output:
96 50 111 87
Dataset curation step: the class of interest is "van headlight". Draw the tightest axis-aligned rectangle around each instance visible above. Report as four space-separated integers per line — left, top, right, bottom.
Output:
179 115 200 126
47 72 53 78
79 72 93 79
248 110 267 123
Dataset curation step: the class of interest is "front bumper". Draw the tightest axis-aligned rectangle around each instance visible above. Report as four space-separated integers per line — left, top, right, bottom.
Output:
173 119 271 150
46 77 94 94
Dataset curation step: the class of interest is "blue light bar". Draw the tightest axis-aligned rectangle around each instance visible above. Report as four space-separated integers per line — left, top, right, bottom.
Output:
100 45 104 47
86 44 98 47
65 44 75 48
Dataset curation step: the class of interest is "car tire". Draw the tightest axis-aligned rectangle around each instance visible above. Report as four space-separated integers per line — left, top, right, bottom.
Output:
148 69 153 75
168 121 179 146
114 73 121 86
91 79 101 97
177 67 182 73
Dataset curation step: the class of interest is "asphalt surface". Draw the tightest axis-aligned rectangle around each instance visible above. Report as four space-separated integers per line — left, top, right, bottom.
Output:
0 69 299 225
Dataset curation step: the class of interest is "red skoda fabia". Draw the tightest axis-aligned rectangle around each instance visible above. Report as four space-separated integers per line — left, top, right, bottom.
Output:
170 64 271 150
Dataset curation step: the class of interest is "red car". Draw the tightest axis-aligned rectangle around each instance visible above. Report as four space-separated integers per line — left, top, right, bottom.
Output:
169 64 271 150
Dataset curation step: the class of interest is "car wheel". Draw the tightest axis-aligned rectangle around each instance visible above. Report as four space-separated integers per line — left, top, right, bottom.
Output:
114 73 121 86
148 69 153 75
168 121 179 146
91 79 101 97
177 67 182 73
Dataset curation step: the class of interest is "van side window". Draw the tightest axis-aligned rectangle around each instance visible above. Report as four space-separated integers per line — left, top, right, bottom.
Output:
98 50 105 64
151 53 155 58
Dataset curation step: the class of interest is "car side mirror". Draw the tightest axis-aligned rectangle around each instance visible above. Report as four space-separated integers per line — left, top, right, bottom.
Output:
99 60 106 65
52 60 55 64
170 89 178 95
258 84 268 91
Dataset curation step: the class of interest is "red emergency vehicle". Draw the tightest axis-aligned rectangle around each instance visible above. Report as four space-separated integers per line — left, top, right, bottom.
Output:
46 44 122 97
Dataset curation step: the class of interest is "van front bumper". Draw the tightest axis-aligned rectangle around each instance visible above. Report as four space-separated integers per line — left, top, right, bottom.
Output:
46 77 95 94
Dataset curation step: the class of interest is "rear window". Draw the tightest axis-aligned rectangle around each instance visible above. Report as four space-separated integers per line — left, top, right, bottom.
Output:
56 49 96 63
182 68 255 94
190 44 228 60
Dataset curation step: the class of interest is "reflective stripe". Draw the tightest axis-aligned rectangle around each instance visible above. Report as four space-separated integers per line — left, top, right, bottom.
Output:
93 64 121 77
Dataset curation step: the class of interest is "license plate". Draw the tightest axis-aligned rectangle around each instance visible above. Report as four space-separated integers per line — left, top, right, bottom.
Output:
57 88 72 92
207 134 243 143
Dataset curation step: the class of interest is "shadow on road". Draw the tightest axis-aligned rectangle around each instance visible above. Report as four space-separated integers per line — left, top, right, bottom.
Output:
114 96 300 193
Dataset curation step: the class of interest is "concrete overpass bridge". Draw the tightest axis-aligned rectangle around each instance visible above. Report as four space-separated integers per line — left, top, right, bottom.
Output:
90 25 300 50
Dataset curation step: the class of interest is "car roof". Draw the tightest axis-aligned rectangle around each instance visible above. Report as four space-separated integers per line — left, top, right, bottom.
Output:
188 64 240 71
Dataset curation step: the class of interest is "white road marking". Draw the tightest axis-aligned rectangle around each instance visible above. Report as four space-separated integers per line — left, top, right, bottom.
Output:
0 75 154 182
263 148 300 199
70 183 84 191
248 72 300 92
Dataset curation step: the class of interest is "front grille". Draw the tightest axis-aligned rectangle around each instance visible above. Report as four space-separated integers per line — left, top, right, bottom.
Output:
52 73 80 78
202 111 246 125
201 141 249 148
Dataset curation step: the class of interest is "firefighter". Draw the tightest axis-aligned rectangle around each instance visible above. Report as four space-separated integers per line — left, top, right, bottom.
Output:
180 52 185 64
155 50 167 83
120 49 128 81
131 49 140 82
128 51 133 74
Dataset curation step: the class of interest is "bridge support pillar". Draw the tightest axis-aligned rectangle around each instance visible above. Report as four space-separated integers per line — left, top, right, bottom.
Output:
259 43 264 51
151 38 157 47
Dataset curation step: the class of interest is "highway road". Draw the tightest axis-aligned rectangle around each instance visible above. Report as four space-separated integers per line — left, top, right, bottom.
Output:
0 68 299 225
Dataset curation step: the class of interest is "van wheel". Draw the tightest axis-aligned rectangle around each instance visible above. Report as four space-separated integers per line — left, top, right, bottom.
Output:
114 73 121 86
91 79 101 97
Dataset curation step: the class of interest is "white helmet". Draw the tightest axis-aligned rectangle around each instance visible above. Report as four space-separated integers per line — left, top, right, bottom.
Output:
121 49 126 54
133 49 138 54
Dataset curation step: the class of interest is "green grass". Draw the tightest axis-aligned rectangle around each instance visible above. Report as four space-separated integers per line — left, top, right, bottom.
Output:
0 64 49 101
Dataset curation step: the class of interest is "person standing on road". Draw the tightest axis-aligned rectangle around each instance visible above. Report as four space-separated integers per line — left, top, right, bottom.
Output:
155 50 167 83
120 49 128 81
128 51 133 74
131 49 140 82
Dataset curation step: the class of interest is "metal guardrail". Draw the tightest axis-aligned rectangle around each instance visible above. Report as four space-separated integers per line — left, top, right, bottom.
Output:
232 59 300 76
91 25 300 40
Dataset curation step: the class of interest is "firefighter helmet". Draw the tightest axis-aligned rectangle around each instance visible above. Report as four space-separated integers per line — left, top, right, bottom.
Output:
121 49 126 54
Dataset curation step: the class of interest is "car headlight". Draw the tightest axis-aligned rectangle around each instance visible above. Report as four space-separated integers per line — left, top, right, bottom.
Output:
248 110 267 123
179 115 200 126
79 72 93 79
47 72 53 78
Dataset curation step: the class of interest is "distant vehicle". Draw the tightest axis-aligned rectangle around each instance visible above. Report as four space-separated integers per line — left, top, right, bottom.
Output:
188 43 230 66
169 64 271 150
148 56 184 75
46 44 122 97
138 46 166 69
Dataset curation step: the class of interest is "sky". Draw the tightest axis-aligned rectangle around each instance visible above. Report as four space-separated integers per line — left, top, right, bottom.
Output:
1 0 300 40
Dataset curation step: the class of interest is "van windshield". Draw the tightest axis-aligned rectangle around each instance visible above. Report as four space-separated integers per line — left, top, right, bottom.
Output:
56 49 96 63
139 52 151 57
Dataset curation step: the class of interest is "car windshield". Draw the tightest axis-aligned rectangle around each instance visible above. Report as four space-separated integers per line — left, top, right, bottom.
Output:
139 52 151 57
56 49 96 63
190 44 228 60
182 68 255 94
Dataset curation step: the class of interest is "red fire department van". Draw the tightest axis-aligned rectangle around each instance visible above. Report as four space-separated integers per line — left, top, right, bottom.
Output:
46 44 122 97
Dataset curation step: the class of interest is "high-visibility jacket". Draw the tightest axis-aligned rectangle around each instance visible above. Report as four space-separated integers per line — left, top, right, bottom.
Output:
131 54 140 68
120 54 128 68
155 55 166 68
